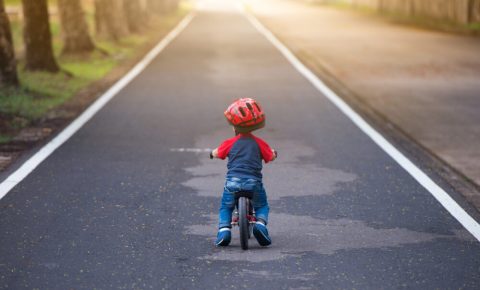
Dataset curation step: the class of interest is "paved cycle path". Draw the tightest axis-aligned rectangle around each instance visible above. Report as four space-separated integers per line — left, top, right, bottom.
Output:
1 1 479 289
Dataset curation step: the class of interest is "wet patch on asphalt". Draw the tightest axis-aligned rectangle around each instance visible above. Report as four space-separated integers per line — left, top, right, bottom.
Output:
182 132 357 200
180 131 475 263
185 213 472 262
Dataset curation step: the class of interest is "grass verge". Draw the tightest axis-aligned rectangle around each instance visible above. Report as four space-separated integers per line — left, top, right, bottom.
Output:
0 2 191 142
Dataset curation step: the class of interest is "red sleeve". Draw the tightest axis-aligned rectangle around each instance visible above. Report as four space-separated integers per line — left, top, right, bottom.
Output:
252 136 274 163
217 136 241 160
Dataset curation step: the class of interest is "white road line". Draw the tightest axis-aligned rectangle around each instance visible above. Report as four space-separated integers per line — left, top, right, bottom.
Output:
241 4 480 242
0 12 196 201
170 148 212 153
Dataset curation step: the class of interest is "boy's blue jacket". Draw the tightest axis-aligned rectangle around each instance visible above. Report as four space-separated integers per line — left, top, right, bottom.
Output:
217 133 274 181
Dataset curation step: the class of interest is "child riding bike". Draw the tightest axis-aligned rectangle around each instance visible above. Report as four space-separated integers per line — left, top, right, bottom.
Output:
210 98 277 247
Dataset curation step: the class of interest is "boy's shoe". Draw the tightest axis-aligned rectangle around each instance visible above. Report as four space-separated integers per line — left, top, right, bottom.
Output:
253 221 271 246
215 227 231 247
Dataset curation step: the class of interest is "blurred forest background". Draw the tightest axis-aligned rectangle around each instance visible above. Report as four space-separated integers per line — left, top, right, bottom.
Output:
312 0 480 28
0 0 187 143
1 0 479 151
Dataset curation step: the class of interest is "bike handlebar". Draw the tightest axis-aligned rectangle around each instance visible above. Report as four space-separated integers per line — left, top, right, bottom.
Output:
209 150 278 159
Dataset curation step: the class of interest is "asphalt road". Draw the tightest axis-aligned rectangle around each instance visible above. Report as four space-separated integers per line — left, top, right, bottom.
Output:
1 1 479 289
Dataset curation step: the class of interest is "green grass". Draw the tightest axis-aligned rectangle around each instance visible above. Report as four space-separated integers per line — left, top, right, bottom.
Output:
5 0 21 5
5 0 57 4
0 39 142 135
1 35 144 122
0 135 12 144
0 82 77 121
0 2 190 143
467 22 480 32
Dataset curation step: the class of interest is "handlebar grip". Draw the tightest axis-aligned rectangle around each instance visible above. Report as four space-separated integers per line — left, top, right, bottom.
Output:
209 151 214 159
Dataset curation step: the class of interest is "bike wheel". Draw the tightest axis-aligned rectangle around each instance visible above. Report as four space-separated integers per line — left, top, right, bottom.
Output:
238 197 249 250
248 200 253 239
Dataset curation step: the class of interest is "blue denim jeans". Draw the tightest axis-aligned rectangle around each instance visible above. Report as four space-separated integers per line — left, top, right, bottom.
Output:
218 177 269 229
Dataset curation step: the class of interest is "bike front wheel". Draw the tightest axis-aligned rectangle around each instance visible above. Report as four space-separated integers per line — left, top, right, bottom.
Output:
238 196 249 250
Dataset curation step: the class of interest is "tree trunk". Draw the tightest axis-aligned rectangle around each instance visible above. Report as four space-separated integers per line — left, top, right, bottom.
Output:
468 0 480 22
123 0 144 33
146 0 162 14
147 0 178 15
168 0 180 13
58 0 95 55
21 0 59 72
475 0 480 22
0 0 19 87
95 0 129 41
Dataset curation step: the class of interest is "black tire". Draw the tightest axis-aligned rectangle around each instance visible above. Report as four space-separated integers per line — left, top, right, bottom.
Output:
248 200 253 239
238 197 249 250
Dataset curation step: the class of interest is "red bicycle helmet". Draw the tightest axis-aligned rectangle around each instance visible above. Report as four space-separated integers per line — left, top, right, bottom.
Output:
224 98 266 133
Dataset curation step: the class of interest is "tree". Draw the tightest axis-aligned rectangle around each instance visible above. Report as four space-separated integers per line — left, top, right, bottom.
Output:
0 0 18 87
147 0 179 16
21 0 59 72
95 0 129 41
468 0 480 23
123 0 144 33
58 0 95 55
166 0 180 13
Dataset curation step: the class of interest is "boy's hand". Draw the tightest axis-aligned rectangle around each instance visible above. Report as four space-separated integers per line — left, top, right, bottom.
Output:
210 148 219 159
271 149 277 161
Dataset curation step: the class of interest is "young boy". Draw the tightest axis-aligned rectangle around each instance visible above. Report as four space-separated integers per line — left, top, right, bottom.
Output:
210 98 277 247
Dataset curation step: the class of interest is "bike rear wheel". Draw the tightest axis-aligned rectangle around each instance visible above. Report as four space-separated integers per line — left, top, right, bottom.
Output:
238 197 249 250
248 200 253 239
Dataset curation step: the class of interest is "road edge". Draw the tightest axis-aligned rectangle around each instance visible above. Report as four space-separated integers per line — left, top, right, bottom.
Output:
0 12 196 201
294 49 480 214
240 3 480 242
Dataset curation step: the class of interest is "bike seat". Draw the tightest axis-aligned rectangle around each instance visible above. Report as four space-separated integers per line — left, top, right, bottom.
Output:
234 191 254 199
